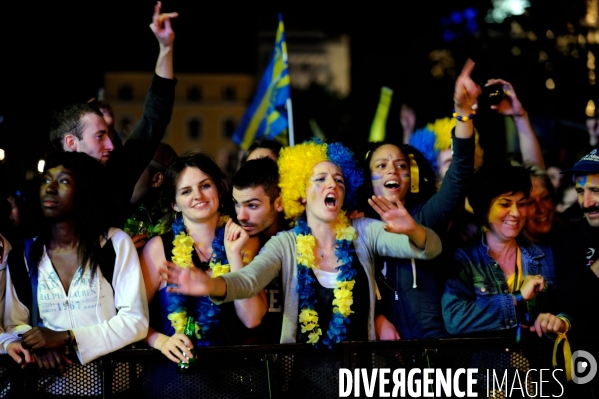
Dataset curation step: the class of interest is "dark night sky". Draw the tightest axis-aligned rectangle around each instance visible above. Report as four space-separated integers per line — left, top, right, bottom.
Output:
0 0 593 169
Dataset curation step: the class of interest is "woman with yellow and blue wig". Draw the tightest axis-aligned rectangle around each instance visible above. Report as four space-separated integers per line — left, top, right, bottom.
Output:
162 138 442 350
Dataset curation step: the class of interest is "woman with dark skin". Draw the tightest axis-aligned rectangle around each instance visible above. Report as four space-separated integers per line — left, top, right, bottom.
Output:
3 152 148 395
360 60 479 340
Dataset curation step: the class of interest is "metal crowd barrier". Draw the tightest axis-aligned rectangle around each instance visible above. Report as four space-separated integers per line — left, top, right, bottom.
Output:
0 338 596 398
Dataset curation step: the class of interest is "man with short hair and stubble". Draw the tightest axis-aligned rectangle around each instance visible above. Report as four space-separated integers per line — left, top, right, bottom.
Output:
229 157 287 344
48 2 178 227
232 157 284 242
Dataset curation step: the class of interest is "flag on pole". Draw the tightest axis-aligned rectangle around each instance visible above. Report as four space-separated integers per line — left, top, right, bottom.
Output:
233 14 290 149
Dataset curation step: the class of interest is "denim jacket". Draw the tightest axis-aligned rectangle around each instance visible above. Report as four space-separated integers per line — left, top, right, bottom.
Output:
442 233 558 336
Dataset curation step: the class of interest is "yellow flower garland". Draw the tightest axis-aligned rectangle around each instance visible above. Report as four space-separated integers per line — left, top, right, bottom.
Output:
169 217 231 334
296 212 357 347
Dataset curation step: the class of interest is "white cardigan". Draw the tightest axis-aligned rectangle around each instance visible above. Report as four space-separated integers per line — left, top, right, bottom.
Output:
2 228 149 364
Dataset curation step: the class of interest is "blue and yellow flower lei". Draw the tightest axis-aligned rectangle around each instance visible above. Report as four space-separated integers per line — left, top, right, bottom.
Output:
295 211 357 349
167 214 230 344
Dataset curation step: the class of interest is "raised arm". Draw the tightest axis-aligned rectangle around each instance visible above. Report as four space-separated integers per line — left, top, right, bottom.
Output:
150 1 178 79
119 1 178 209
486 78 545 169
129 0 178 143
409 60 478 232
453 59 481 140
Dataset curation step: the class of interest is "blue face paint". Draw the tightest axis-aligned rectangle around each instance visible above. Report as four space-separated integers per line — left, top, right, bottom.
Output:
576 175 588 187
371 174 383 181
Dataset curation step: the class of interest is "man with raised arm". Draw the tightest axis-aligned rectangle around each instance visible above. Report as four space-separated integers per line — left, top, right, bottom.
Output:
48 2 178 226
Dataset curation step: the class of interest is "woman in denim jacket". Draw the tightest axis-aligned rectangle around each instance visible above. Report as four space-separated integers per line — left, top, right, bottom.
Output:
442 160 570 337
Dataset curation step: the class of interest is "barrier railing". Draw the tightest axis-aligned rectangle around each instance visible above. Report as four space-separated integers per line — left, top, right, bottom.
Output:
0 338 596 398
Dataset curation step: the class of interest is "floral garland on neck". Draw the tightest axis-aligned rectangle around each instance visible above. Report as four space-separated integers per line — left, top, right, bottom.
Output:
295 211 357 349
167 214 230 343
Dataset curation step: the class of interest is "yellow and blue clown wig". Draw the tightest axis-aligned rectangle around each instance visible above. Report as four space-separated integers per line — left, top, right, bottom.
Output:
409 117 483 175
278 139 364 220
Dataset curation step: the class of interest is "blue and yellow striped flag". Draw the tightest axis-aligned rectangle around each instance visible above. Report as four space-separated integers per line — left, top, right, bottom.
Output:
233 14 290 149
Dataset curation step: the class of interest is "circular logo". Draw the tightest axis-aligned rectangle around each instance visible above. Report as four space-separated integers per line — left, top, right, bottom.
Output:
587 248 596 260
572 350 597 385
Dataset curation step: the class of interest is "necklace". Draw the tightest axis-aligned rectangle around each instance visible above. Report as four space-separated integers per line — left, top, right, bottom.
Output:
316 243 336 259
295 211 357 349
194 244 213 263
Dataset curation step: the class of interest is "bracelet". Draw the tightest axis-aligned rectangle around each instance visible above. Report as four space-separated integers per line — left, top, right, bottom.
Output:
556 315 571 333
512 290 526 307
452 104 477 122
452 108 476 122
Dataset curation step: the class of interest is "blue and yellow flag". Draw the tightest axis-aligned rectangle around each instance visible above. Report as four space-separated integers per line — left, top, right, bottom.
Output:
233 14 290 149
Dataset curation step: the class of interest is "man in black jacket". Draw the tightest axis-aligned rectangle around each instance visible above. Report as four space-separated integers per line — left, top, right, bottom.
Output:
48 2 177 227
558 149 599 393
560 150 599 316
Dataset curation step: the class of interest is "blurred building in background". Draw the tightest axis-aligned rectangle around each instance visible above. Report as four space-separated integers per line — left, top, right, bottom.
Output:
103 72 254 174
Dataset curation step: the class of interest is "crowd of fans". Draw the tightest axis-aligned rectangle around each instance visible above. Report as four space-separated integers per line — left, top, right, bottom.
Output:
1 2 598 397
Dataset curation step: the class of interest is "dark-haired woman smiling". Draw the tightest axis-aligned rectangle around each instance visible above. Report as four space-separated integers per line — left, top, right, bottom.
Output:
442 161 569 337
140 152 265 364
3 152 148 397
